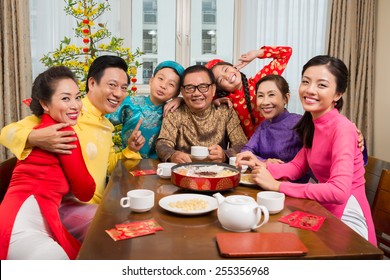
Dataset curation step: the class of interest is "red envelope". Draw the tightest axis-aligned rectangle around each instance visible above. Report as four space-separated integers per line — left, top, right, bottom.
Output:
105 227 155 241
278 211 302 224
288 212 326 232
279 211 326 232
116 219 163 232
130 169 157 176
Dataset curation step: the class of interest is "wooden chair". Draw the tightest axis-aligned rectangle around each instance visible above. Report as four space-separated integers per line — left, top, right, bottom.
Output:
0 157 17 203
364 156 390 207
371 169 390 258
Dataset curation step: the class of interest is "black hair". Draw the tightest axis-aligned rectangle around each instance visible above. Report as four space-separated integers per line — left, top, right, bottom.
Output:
180 64 216 86
30 66 77 116
294 55 349 148
86 55 130 92
211 61 256 125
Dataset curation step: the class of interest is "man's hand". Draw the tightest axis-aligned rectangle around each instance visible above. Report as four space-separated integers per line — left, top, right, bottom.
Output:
27 123 77 154
170 151 192 163
127 119 145 152
208 145 226 163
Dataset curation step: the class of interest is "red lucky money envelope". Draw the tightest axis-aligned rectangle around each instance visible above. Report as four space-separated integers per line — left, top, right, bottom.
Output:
279 211 326 232
130 169 157 176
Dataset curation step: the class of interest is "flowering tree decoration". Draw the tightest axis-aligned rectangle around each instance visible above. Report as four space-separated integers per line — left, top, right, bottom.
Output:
41 0 143 95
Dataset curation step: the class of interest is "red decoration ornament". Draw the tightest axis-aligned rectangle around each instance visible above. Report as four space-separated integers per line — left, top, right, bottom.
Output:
83 28 89 34
131 86 137 92
83 19 90 25
83 47 89 53
83 38 90 44
131 77 137 83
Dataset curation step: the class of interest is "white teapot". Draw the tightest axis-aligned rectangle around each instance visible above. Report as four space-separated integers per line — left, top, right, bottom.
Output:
213 193 269 232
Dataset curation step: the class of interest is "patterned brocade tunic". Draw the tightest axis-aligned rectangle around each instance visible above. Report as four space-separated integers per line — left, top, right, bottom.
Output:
156 104 248 162
225 46 292 138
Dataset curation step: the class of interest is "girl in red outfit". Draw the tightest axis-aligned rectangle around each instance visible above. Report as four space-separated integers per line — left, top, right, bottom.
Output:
205 46 292 138
0 66 96 259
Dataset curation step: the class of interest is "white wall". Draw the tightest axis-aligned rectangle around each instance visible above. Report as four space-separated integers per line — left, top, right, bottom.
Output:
373 0 390 162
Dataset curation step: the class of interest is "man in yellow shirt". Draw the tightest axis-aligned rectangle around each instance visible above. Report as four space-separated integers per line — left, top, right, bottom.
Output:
0 55 145 241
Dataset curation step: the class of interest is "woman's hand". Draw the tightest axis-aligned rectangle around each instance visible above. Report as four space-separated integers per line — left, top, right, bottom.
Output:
212 97 233 108
235 151 264 168
356 128 365 152
170 151 192 163
251 165 281 191
265 158 285 164
234 49 264 70
127 119 145 152
208 145 226 163
163 97 183 117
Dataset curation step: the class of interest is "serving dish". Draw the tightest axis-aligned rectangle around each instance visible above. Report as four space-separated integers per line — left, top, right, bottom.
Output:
171 162 240 192
240 174 256 186
159 194 218 215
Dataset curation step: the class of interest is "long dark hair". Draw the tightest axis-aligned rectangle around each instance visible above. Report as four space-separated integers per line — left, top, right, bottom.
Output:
30 66 77 116
294 55 349 148
211 61 256 125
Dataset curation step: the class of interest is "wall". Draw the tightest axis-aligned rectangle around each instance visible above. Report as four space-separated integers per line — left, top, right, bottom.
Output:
374 0 390 162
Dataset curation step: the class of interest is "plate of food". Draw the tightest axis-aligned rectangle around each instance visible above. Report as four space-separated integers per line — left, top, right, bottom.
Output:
240 173 257 186
159 193 218 215
171 162 240 192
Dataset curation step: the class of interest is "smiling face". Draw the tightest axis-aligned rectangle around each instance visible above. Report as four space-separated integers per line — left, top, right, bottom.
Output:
149 67 180 105
256 80 289 121
87 67 129 114
299 65 343 120
211 64 242 92
40 78 82 126
181 71 216 114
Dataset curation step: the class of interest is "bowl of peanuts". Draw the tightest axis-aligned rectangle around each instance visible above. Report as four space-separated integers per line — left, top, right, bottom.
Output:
171 162 240 192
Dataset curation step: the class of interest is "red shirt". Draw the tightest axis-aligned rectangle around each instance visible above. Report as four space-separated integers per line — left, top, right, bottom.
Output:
0 114 95 259
227 46 292 138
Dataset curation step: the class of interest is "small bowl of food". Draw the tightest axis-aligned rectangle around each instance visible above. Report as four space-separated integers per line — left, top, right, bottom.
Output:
171 162 240 192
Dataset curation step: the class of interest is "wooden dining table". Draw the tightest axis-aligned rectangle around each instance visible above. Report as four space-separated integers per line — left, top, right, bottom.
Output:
77 159 384 260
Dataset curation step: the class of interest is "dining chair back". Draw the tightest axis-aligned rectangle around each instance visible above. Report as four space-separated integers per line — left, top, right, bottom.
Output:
371 169 390 258
0 157 17 203
364 156 390 207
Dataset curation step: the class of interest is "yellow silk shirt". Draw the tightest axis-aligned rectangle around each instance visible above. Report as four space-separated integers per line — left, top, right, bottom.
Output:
0 96 141 204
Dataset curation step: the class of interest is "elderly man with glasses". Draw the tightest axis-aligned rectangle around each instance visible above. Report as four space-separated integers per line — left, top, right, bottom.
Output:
156 65 248 163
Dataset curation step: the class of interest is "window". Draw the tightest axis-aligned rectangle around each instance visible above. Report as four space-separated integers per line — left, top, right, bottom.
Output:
29 0 328 113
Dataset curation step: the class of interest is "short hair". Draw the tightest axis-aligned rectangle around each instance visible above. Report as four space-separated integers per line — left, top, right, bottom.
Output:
180 64 216 86
86 55 130 92
255 74 290 101
30 66 77 116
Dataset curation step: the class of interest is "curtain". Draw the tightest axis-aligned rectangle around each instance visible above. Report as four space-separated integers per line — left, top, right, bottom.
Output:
237 0 329 115
327 0 376 153
0 0 32 162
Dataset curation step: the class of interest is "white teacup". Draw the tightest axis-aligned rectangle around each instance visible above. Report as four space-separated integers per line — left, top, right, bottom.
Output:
229 156 248 173
257 191 285 214
191 146 209 160
157 162 177 179
120 189 155 212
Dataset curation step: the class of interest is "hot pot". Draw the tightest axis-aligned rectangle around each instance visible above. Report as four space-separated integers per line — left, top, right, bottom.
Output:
171 162 240 192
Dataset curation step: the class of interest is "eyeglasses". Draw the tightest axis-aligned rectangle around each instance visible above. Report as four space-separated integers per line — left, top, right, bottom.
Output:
182 83 213 94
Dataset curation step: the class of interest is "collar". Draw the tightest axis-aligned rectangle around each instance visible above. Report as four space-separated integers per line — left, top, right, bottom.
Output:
82 95 105 118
